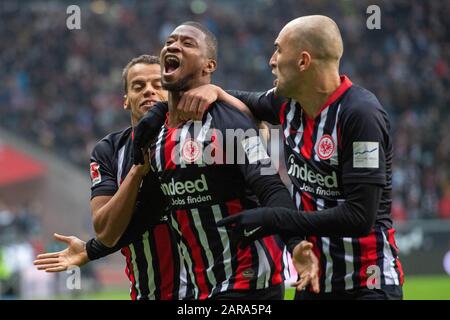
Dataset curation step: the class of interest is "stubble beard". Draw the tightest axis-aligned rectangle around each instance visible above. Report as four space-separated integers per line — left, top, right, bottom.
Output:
162 74 193 92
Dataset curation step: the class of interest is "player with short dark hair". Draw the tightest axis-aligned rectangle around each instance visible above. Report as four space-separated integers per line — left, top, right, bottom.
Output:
133 22 317 299
34 55 194 300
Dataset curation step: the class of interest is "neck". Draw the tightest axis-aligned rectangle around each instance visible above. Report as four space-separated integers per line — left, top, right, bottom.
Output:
167 78 211 127
292 68 341 118
167 91 184 127
131 113 139 128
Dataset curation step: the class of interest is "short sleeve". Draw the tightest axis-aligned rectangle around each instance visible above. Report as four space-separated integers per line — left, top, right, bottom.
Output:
90 139 118 198
340 93 391 186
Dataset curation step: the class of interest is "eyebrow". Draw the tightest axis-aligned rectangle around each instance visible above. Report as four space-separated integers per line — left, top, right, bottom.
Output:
131 76 162 84
168 34 198 45
131 79 145 84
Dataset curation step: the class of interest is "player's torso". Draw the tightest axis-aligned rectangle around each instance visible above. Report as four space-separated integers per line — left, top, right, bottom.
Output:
150 111 258 213
278 86 402 292
281 99 345 210
149 107 286 298
105 128 188 300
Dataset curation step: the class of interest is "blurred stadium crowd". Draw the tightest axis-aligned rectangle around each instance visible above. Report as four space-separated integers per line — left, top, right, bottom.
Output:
0 0 449 224
0 201 42 297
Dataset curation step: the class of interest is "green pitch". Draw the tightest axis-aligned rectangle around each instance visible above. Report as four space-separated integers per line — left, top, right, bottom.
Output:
283 275 450 300
67 275 450 300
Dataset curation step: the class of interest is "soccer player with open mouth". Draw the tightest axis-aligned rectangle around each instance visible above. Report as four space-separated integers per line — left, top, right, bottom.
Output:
133 22 317 299
178 15 404 300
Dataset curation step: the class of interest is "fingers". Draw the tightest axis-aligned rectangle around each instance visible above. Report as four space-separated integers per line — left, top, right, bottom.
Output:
196 103 209 120
188 95 199 115
35 263 64 271
177 94 187 111
311 272 320 293
291 273 312 291
45 266 67 273
35 252 60 259
298 240 313 252
178 91 209 121
34 258 60 265
216 215 238 227
183 95 194 114
53 233 72 244
190 99 203 121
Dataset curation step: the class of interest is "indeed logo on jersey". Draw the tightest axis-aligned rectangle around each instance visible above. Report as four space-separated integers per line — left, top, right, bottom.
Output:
160 174 209 196
287 155 338 188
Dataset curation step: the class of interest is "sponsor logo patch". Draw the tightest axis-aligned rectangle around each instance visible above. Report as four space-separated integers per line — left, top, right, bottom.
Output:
90 162 101 186
241 136 270 164
353 142 379 168
317 134 335 160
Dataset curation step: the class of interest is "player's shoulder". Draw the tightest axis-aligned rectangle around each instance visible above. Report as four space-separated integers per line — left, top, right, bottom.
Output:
208 101 256 129
340 84 387 119
92 127 132 158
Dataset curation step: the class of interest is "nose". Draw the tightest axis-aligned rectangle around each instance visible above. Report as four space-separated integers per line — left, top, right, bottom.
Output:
143 83 156 97
269 51 277 69
166 40 181 53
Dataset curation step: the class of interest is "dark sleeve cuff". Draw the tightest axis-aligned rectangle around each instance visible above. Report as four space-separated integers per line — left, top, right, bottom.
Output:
85 238 116 261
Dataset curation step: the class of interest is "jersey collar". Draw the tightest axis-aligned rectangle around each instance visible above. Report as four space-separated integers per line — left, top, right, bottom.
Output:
317 75 352 114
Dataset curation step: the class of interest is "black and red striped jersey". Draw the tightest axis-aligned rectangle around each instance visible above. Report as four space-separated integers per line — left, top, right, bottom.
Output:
231 76 404 292
148 102 293 299
90 127 193 300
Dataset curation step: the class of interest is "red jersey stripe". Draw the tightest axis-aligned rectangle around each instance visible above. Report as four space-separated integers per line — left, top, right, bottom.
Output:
175 209 210 299
262 236 283 285
153 224 175 300
121 247 138 300
164 127 177 170
358 230 378 287
279 101 288 125
388 229 405 285
300 117 315 160
225 199 252 290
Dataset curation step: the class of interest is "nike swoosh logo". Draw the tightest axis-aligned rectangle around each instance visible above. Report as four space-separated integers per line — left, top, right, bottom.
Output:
243 226 262 237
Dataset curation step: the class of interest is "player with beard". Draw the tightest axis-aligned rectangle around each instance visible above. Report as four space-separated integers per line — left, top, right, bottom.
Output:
176 16 404 300
133 21 318 299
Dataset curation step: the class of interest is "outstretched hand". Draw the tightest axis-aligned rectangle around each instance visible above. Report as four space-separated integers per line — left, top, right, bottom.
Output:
33 233 89 272
290 240 320 293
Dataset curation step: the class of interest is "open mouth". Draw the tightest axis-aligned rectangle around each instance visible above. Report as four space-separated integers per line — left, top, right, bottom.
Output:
164 56 180 75
140 100 156 109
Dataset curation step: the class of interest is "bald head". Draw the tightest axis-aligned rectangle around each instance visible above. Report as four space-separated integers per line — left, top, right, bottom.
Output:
281 15 343 63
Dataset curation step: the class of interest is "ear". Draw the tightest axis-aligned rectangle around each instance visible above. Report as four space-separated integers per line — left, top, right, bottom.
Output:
123 95 130 111
203 59 217 76
298 51 311 72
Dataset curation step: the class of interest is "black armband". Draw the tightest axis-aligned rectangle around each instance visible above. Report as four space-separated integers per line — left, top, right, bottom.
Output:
85 238 116 261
